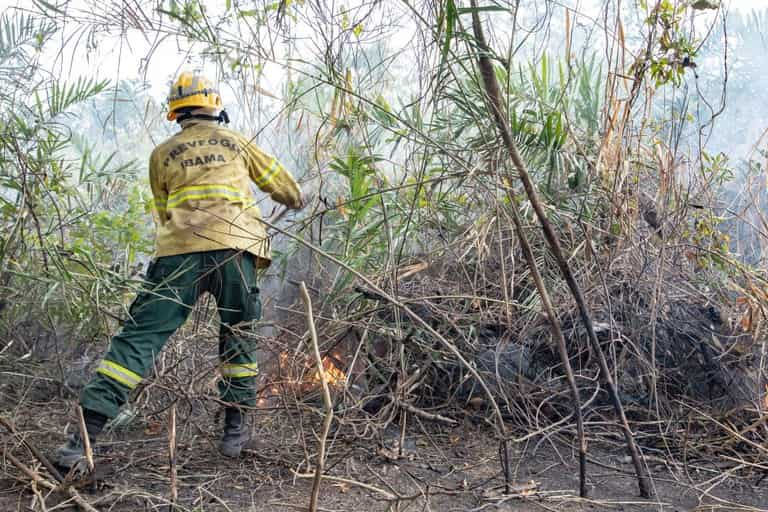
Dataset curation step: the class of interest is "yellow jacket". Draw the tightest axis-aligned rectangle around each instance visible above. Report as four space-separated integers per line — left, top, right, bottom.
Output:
149 120 301 267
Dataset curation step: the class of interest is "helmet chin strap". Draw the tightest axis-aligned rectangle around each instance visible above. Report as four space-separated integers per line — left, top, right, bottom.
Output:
176 109 230 125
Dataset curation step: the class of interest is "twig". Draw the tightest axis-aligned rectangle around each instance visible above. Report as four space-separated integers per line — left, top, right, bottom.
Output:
395 400 457 425
169 403 178 510
469 2 650 498
30 478 48 512
199 487 234 512
292 471 397 500
398 408 407 458
268 501 339 512
76 407 94 475
300 281 334 512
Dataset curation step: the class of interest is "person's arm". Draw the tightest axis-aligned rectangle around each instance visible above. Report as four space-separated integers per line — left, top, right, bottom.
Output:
149 148 168 225
237 134 302 209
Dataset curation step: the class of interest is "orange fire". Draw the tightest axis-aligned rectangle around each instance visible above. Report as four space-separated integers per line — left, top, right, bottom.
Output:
256 385 281 408
256 352 347 407
310 356 347 386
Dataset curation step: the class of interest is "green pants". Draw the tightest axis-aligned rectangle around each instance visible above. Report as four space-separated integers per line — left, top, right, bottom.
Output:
80 249 262 419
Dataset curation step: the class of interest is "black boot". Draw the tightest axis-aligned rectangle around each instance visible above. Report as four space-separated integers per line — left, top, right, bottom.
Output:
53 409 107 470
218 407 250 458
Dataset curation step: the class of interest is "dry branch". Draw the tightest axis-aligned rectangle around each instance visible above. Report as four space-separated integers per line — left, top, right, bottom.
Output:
292 471 397 500
169 403 178 510
77 407 94 475
396 400 457 425
469 0 650 498
300 281 334 512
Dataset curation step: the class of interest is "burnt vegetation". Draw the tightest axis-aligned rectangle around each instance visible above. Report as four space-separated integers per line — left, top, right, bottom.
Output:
1 1 768 511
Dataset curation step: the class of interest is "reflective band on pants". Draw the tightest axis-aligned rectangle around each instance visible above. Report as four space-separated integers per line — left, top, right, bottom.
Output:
96 360 142 389
220 362 259 378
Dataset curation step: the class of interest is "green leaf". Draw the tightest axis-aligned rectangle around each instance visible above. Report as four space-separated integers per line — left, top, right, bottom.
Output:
47 77 109 117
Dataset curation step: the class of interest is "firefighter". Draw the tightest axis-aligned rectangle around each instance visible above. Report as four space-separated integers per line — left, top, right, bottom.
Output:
54 71 303 468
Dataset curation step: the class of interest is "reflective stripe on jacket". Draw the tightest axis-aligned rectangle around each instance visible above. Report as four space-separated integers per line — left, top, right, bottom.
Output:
149 120 301 267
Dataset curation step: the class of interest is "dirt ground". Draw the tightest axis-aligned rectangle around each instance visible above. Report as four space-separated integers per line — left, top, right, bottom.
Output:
2 391 767 512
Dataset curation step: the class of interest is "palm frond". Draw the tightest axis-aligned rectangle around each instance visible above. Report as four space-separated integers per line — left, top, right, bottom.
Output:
45 77 110 118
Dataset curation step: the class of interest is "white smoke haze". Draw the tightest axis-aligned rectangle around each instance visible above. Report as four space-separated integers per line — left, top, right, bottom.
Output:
3 0 768 306
2 1 762 164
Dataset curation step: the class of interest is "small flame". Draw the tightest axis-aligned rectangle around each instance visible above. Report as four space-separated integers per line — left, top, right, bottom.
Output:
311 356 346 387
257 352 347 405
256 385 283 408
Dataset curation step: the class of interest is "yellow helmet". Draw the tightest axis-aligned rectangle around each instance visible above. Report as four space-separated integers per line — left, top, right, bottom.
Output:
166 71 222 121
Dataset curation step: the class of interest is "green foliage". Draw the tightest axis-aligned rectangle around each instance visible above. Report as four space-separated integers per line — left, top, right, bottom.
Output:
636 0 698 87
329 150 381 229
327 149 386 259
0 10 154 339
157 0 204 24
43 77 110 118
688 210 732 271
0 11 50 58
442 52 600 200
701 151 734 187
